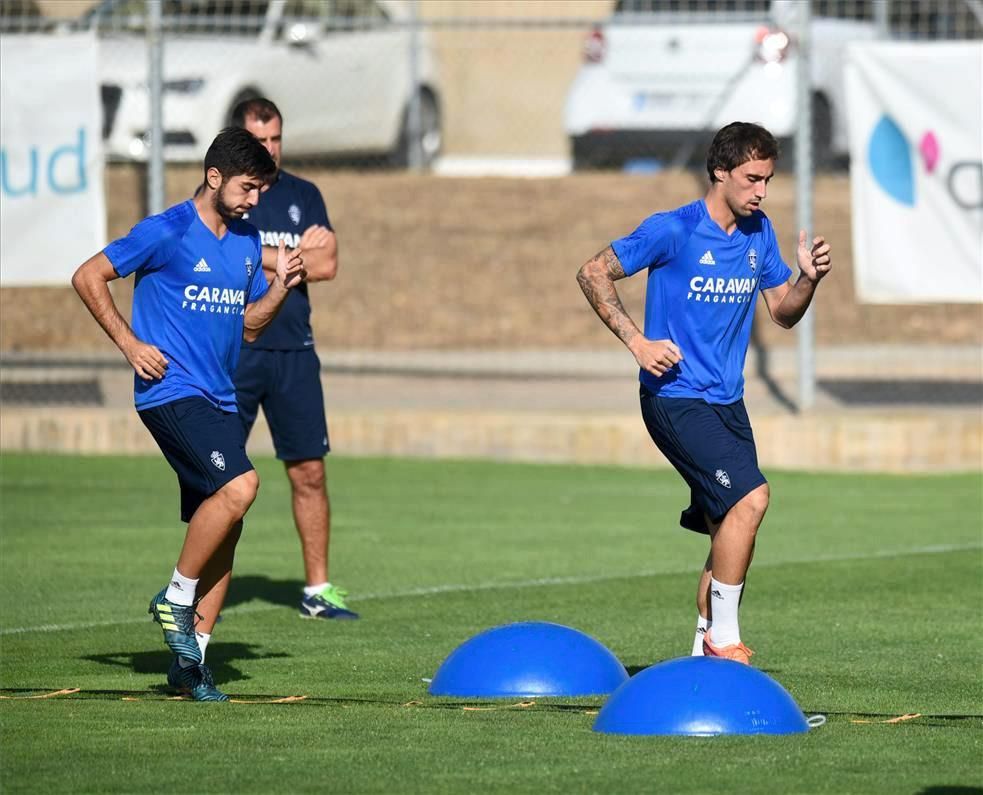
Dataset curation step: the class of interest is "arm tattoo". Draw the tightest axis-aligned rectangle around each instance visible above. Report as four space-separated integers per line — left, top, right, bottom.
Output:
576 246 640 348
598 246 626 279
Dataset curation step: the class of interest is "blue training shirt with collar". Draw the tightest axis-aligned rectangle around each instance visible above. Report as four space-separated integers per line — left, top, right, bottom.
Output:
104 199 267 412
241 169 332 350
611 198 792 404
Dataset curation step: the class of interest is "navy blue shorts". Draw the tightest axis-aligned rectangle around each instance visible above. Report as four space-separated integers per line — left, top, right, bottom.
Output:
234 348 329 461
639 385 767 534
139 397 255 523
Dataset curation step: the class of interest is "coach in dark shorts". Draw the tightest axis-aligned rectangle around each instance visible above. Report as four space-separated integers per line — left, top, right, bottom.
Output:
232 98 358 620
577 122 832 664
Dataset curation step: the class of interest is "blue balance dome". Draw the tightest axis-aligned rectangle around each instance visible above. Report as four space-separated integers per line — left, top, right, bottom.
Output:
593 656 809 736
429 621 629 698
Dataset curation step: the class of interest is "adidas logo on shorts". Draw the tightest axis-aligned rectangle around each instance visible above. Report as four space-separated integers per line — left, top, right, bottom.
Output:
194 258 211 273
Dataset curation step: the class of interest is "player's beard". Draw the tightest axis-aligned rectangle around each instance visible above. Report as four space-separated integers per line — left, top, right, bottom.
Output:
213 182 245 221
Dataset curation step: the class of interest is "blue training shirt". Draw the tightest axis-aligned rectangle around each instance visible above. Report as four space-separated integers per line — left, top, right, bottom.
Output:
104 200 267 411
611 199 792 404
242 170 332 350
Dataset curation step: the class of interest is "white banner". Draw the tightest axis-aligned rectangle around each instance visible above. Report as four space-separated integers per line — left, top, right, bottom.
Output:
845 42 982 304
0 33 106 286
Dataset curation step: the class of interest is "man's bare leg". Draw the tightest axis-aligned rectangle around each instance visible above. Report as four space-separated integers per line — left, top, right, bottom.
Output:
696 516 721 619
195 520 243 635
177 471 259 580
692 551 713 655
711 483 768 585
692 518 719 655
704 483 769 652
151 471 259 684
287 459 358 618
175 473 258 645
285 459 329 586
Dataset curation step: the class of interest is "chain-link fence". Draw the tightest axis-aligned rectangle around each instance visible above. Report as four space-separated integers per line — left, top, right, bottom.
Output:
1 0 981 466
3 0 443 170
2 0 979 174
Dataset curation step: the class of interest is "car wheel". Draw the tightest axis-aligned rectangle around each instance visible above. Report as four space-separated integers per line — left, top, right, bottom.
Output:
391 89 442 169
571 134 612 170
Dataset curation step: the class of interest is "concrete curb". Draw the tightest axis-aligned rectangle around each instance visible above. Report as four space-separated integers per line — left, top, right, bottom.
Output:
2 406 979 473
2 344 981 379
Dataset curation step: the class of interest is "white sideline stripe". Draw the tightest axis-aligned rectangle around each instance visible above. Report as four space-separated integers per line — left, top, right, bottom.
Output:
2 542 979 637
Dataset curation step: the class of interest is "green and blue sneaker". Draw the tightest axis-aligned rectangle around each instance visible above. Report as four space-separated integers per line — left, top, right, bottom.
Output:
167 658 230 702
300 584 359 620
148 588 202 664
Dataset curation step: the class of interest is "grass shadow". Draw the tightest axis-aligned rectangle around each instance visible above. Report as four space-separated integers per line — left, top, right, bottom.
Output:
916 788 983 794
0 688 604 711
625 662 785 677
224 574 305 611
82 642 291 685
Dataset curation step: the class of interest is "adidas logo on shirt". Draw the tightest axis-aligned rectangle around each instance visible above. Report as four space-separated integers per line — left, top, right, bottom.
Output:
193 258 211 273
699 250 716 266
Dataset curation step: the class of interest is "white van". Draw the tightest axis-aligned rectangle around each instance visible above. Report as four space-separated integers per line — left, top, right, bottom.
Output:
564 0 878 168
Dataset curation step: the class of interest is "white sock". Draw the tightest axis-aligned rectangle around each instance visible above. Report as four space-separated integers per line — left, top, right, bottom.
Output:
708 578 744 647
692 615 711 656
196 631 211 663
304 582 329 597
165 568 198 606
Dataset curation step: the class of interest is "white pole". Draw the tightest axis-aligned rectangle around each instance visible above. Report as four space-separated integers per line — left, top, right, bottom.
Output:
795 0 815 410
147 0 165 214
874 0 890 40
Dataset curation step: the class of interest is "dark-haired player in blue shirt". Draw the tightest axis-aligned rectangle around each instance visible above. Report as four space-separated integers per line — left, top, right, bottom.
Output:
231 98 358 621
72 127 306 700
577 122 831 665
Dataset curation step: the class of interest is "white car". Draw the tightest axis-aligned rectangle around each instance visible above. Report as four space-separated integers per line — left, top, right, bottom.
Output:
85 0 442 165
564 0 878 168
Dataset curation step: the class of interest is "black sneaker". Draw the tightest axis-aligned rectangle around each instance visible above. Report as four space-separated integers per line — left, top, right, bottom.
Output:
167 657 229 702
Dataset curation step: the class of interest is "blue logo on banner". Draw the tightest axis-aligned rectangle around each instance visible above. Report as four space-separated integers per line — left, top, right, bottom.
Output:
868 115 914 206
0 127 89 197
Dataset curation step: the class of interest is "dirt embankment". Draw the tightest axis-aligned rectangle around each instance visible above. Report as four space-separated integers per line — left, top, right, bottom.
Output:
2 166 979 354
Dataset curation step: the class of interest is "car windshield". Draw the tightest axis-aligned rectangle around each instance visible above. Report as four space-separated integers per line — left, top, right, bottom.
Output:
0 0 55 33
614 0 771 14
611 1 897 24
81 0 271 35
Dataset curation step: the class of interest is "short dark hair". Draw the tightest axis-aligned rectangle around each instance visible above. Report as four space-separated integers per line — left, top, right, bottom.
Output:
203 127 277 183
230 97 283 128
706 122 780 182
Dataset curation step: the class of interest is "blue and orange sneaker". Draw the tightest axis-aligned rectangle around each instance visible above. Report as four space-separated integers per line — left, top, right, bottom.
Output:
299 584 359 620
148 588 202 664
167 657 229 702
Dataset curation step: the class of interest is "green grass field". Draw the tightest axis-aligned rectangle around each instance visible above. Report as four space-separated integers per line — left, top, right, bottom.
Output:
1 453 981 794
